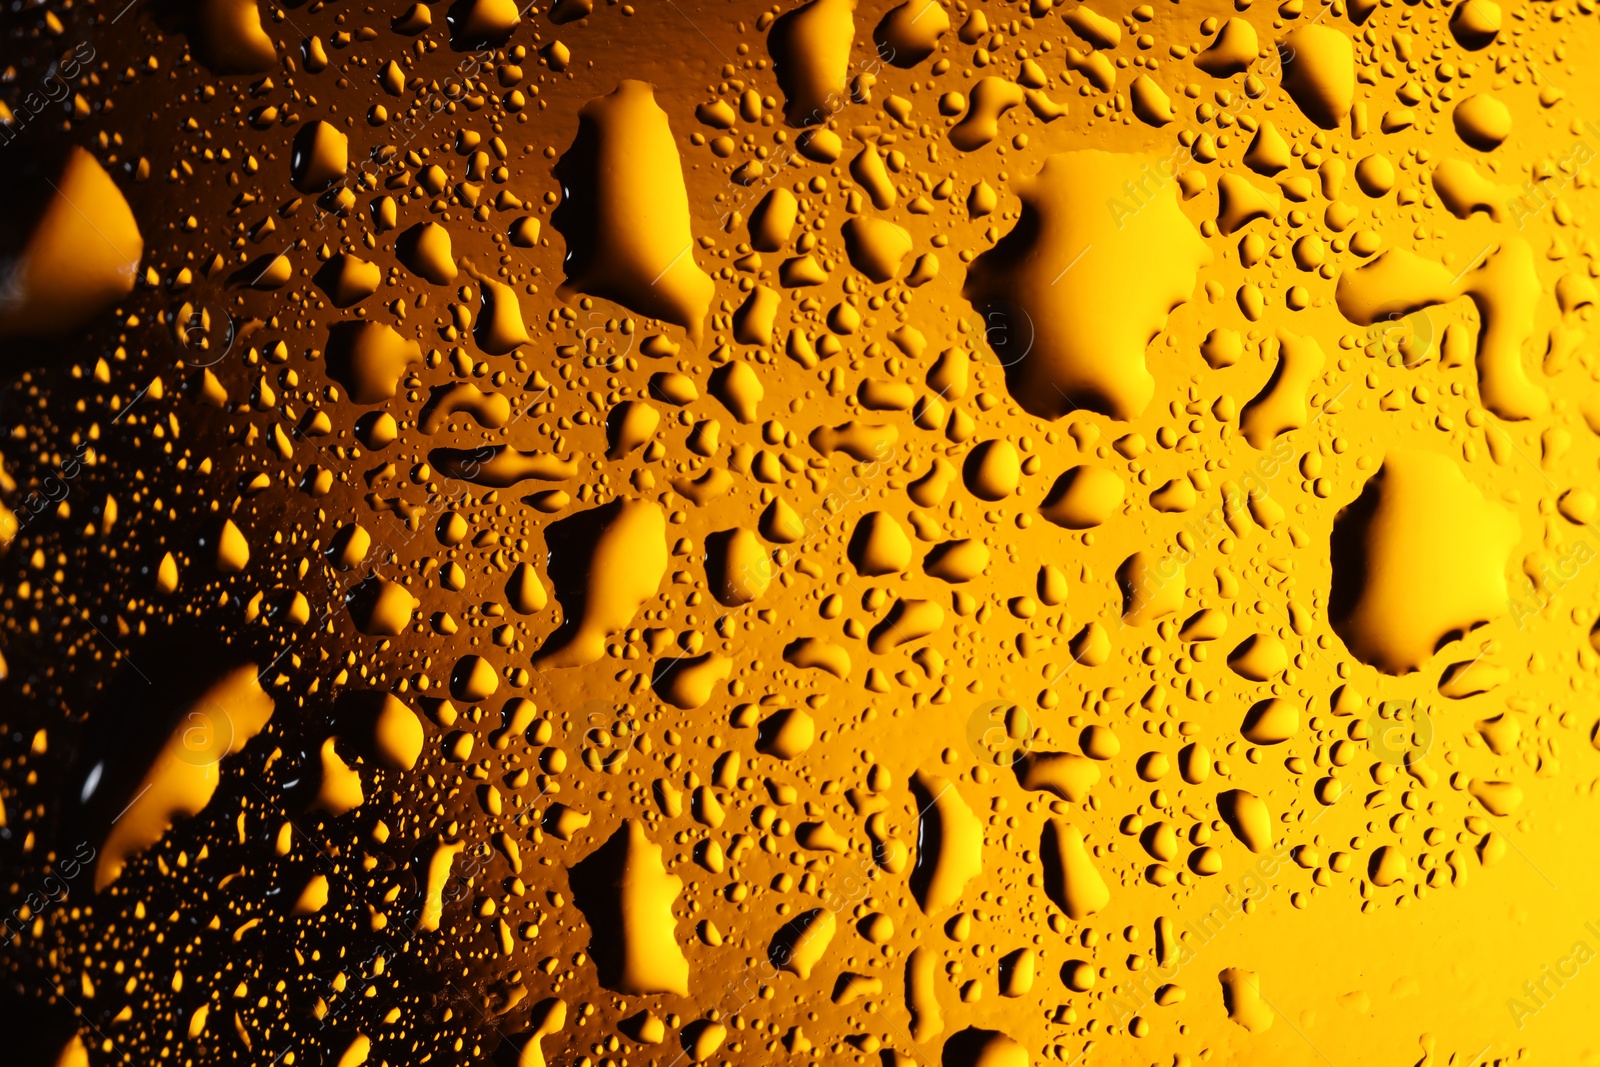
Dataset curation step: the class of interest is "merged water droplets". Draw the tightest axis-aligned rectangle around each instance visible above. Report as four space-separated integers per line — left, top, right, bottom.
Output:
2 0 1600 1064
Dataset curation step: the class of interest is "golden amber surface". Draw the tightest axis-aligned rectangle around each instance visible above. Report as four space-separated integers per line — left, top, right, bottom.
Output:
1 0 1600 1065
